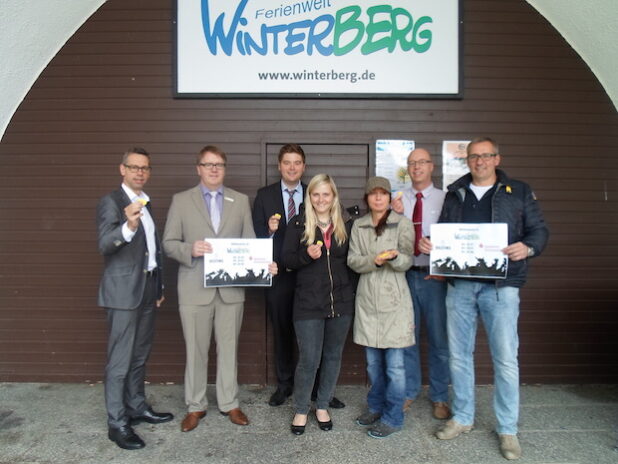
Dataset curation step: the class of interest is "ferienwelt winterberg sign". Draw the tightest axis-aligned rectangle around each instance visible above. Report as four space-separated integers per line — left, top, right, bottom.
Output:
175 0 461 98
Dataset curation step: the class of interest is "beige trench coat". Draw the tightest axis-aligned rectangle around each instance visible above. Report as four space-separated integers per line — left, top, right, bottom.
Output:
347 211 415 349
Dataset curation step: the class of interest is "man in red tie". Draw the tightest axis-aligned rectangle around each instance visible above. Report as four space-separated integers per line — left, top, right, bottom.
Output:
392 147 450 420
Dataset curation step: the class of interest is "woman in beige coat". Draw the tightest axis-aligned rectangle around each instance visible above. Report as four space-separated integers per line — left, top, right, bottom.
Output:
347 176 415 439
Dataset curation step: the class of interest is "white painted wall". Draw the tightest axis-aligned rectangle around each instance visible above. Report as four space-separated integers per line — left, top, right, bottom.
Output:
526 0 618 109
0 0 107 141
0 0 616 142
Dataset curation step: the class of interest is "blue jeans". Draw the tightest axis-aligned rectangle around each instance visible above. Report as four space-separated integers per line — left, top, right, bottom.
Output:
404 269 449 402
365 347 405 428
446 280 520 434
293 315 352 414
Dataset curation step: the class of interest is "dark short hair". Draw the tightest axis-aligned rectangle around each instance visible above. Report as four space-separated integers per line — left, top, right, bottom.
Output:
122 147 150 164
467 137 500 155
197 145 227 164
278 144 306 163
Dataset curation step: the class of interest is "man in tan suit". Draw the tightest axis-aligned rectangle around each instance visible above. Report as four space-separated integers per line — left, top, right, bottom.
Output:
163 145 271 431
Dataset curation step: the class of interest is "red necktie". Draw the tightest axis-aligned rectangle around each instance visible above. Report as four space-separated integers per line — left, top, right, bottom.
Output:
412 192 423 256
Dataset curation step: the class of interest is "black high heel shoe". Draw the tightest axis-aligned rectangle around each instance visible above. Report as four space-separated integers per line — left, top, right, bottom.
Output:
291 414 307 435
316 410 333 431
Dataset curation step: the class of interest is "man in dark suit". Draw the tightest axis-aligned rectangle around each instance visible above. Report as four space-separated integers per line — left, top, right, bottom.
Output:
97 147 173 450
252 144 345 409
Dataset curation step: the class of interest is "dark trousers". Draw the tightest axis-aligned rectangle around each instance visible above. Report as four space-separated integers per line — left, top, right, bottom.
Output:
293 315 352 414
266 271 296 391
104 275 156 428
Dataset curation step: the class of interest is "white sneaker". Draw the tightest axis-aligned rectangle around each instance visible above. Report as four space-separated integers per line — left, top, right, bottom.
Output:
498 434 522 460
435 419 473 440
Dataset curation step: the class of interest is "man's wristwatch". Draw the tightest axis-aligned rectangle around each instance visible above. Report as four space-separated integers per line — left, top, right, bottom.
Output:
526 246 535 258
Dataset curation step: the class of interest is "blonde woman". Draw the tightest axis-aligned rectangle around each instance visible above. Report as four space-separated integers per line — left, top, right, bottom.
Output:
282 174 355 435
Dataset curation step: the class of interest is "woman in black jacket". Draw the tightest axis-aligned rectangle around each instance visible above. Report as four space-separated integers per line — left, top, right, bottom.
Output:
282 173 355 435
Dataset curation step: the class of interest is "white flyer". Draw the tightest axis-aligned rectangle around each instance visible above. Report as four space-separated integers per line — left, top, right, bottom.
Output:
203 238 273 287
429 223 508 279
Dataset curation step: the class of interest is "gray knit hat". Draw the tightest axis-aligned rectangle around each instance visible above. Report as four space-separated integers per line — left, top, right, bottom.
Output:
365 176 391 194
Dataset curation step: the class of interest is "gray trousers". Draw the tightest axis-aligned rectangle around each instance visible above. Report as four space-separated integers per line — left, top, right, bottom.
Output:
104 275 156 428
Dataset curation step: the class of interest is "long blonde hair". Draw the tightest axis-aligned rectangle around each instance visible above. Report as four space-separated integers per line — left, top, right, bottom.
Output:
302 174 348 246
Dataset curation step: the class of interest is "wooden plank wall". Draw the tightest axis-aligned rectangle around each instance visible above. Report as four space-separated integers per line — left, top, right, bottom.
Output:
0 0 617 385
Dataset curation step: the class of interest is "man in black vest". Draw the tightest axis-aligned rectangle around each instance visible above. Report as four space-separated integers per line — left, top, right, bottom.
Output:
96 147 173 450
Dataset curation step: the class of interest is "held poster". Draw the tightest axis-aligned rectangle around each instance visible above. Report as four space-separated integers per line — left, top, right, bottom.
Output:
175 0 461 97
204 238 273 287
429 223 508 279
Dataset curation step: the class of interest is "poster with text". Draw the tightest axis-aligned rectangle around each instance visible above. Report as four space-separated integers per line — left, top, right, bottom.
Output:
176 0 461 97
442 140 469 189
429 223 508 279
204 238 273 287
375 139 415 192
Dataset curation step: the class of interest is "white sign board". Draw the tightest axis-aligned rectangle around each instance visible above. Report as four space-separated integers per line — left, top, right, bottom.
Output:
176 0 461 97
429 223 508 279
204 238 273 287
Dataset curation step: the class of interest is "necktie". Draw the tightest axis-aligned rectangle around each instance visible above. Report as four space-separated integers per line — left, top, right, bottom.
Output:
412 192 423 256
209 192 220 233
286 189 296 222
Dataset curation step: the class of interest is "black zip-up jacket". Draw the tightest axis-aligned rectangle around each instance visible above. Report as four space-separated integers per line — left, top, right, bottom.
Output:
439 169 549 288
282 213 355 320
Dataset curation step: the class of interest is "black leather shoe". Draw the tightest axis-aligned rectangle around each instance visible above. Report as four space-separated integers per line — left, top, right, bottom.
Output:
130 407 174 425
329 397 345 409
318 419 333 431
291 413 307 436
316 409 333 431
108 425 145 450
269 388 292 406
291 423 305 435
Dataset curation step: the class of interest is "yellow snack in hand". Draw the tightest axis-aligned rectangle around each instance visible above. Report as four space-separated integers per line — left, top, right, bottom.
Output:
396 191 403 198
137 198 148 206
378 251 391 259
316 240 323 246
274 213 282 219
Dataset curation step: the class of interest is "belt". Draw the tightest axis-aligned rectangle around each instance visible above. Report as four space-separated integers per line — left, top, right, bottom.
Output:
145 269 158 277
410 265 429 272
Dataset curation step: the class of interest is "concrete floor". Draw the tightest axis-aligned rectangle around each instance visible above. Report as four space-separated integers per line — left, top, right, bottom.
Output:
1 383 617 464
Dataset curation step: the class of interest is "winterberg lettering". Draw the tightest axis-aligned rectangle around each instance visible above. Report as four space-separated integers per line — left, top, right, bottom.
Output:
200 0 433 56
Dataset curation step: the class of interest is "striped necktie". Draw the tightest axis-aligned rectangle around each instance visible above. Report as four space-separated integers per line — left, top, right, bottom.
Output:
286 189 296 222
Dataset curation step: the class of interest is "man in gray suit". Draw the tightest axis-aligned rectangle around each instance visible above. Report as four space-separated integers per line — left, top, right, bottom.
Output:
164 145 275 432
97 147 173 450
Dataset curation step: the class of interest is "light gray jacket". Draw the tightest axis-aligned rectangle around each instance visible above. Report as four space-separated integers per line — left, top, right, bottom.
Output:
347 211 415 349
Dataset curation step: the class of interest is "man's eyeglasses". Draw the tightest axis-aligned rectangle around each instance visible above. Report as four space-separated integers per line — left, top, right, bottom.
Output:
467 153 498 162
123 164 152 173
198 162 226 170
407 160 433 167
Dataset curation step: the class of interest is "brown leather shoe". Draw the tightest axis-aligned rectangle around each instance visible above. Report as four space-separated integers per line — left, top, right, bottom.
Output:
402 398 414 412
181 411 206 432
221 407 249 426
433 401 451 420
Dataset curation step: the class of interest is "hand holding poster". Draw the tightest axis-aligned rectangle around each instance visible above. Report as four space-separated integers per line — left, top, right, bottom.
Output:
429 223 508 279
204 238 273 287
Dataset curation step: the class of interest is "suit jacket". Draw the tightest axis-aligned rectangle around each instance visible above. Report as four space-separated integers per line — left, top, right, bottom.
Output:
252 181 307 270
96 189 163 310
163 185 255 306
